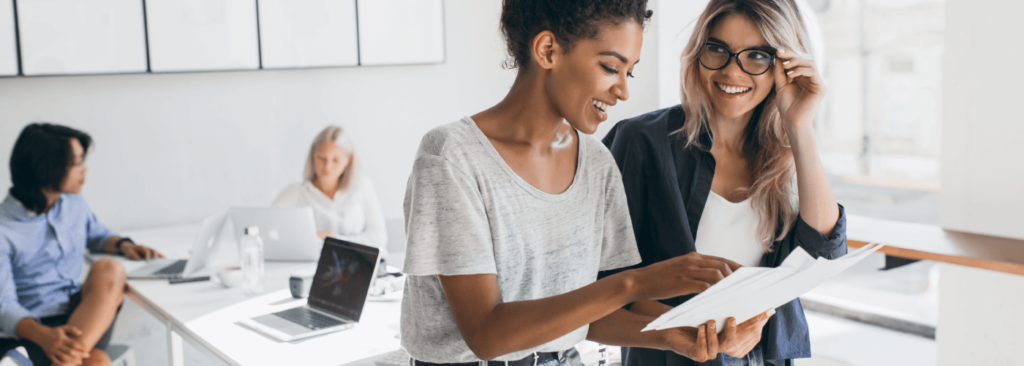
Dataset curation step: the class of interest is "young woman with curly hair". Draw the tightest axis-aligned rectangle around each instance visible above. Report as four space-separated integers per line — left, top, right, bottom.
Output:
399 1 769 365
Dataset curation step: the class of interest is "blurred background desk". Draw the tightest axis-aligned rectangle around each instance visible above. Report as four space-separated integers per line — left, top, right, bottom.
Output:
107 223 404 366
843 215 1024 365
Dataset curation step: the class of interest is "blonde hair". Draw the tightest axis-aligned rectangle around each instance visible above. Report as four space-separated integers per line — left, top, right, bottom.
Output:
304 126 358 193
676 0 812 250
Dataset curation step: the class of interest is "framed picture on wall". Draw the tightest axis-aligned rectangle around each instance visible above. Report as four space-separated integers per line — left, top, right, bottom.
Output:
357 0 445 66
0 0 16 76
146 0 260 72
2 0 447 77
258 0 359 69
16 0 148 76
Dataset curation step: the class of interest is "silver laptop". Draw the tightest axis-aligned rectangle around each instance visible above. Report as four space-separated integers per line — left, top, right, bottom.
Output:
127 214 228 279
239 237 381 342
228 207 321 261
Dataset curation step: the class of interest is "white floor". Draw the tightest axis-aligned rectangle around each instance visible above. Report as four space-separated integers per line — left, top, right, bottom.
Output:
803 312 935 366
800 252 938 366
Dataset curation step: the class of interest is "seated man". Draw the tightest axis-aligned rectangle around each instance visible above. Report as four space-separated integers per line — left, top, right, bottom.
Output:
0 124 163 366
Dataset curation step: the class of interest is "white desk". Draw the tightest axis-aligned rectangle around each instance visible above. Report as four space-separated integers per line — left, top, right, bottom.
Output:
114 224 402 366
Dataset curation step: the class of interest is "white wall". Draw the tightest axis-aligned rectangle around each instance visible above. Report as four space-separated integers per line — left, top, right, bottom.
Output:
939 2 1024 361
940 0 1024 240
0 0 660 231
937 263 1024 364
654 0 706 109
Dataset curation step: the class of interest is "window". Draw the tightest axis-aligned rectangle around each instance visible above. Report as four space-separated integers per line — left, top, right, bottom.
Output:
813 0 945 224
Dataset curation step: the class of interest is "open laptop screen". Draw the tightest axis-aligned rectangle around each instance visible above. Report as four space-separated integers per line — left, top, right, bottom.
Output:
307 238 380 322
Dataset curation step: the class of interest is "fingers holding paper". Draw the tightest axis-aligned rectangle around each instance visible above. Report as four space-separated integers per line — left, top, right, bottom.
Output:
660 321 722 362
719 309 775 358
631 252 743 301
643 245 884 332
660 309 774 362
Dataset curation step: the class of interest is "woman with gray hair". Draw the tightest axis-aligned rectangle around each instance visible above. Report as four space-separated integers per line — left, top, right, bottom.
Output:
272 126 388 257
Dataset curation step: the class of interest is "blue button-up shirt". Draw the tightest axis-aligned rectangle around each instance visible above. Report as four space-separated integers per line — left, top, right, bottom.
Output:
0 193 115 338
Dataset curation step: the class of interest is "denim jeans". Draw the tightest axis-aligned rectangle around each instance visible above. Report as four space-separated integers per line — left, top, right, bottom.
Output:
536 347 583 366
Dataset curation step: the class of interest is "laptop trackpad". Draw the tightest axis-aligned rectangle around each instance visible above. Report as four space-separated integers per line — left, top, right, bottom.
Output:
252 314 312 336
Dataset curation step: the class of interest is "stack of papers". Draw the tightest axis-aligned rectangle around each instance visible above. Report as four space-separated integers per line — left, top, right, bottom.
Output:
644 243 885 332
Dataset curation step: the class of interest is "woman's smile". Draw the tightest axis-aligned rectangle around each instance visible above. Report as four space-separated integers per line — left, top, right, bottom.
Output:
590 98 613 121
715 81 753 96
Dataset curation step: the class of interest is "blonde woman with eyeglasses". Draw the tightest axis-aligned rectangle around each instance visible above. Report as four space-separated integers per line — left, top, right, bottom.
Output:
602 0 848 365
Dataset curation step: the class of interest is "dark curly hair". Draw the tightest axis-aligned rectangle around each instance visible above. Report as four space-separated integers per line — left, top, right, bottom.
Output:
500 0 653 69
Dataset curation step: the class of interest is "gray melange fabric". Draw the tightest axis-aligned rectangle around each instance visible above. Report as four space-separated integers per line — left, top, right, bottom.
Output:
400 117 641 363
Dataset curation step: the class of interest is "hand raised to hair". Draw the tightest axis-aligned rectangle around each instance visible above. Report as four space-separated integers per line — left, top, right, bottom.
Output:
773 49 826 131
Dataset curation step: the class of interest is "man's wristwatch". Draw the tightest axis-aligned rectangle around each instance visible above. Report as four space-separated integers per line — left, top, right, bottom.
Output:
115 237 134 254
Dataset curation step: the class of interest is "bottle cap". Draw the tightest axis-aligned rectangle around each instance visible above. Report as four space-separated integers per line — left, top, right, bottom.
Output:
245 226 259 236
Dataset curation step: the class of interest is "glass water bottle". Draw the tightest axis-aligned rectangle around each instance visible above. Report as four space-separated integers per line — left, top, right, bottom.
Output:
240 226 265 295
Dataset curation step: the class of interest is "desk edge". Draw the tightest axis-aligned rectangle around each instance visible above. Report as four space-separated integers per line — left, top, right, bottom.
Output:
849 240 1024 276
123 283 241 366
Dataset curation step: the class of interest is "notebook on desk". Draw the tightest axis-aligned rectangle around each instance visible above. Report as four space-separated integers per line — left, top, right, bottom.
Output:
239 237 381 342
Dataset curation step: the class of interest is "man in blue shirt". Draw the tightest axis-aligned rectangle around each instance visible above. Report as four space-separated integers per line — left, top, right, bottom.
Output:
1 124 163 366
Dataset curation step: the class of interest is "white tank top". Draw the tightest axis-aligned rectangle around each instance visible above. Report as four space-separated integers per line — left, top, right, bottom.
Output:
694 190 766 267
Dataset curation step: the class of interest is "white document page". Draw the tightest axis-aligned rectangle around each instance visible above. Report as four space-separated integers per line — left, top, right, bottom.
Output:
645 245 821 330
645 243 884 332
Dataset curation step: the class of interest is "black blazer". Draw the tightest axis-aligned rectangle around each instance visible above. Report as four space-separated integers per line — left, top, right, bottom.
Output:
600 105 848 366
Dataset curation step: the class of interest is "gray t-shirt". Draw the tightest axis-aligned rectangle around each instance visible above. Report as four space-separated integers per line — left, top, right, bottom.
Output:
401 117 641 363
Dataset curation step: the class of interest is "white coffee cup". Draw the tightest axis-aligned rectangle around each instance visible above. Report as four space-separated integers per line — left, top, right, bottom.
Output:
217 267 243 288
289 269 316 298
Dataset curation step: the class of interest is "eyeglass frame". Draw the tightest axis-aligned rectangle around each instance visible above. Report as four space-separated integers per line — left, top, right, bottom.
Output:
697 42 777 76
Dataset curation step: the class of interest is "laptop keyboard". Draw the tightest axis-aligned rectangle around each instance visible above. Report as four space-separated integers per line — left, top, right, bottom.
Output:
273 307 348 330
153 260 187 275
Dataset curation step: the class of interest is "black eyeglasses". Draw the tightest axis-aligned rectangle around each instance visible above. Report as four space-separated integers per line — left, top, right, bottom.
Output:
698 43 776 75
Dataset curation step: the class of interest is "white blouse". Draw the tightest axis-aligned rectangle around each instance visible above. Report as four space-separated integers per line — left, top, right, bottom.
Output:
272 177 389 258
693 190 765 268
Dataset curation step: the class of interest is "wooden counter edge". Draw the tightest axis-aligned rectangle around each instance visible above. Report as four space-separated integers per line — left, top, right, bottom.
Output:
849 239 1024 277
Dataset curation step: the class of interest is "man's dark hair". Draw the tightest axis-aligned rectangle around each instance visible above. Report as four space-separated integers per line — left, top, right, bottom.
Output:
500 0 653 69
9 123 92 214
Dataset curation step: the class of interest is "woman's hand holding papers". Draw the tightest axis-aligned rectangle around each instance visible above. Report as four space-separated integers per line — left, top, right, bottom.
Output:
659 319 729 362
656 309 773 362
718 309 775 358
628 252 742 302
589 256 764 362
625 255 772 362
